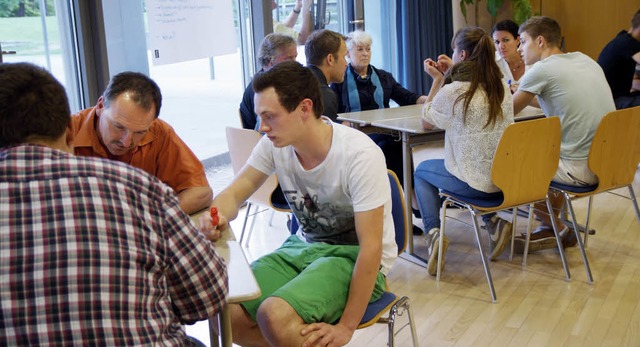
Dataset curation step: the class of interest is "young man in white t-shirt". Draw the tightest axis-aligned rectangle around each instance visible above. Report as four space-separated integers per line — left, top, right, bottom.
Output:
512 16 616 252
201 61 396 346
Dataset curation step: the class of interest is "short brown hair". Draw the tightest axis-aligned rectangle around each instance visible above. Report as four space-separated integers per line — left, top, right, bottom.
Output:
252 61 323 118
0 63 70 147
519 16 562 48
305 29 345 66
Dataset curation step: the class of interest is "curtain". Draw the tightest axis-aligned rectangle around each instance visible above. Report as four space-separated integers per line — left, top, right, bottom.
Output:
395 0 453 95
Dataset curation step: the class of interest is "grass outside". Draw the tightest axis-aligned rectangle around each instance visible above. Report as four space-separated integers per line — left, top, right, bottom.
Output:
0 16 60 55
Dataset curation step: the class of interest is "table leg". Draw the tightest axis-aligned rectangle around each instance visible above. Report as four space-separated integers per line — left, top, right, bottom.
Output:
400 132 428 267
208 317 220 347
217 305 233 347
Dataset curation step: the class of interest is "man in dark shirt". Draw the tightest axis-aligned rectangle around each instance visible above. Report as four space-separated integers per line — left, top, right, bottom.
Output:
304 29 349 122
597 9 640 109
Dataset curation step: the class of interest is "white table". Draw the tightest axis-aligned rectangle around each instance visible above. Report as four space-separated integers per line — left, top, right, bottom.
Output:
338 105 545 266
190 212 261 347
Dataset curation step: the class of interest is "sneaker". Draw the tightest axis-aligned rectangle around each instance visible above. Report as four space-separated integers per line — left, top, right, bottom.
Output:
486 216 513 261
425 228 449 276
513 227 558 254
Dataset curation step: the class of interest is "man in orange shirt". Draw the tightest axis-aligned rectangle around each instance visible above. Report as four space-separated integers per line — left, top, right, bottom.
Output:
72 72 212 214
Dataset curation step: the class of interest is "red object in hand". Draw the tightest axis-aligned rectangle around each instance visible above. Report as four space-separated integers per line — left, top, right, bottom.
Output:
210 207 219 227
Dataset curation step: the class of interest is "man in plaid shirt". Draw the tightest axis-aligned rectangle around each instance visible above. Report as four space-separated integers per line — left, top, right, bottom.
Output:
0 62 228 346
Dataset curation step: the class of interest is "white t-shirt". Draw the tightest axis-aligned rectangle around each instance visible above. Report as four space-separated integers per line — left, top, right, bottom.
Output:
518 52 616 159
422 81 514 193
247 118 397 274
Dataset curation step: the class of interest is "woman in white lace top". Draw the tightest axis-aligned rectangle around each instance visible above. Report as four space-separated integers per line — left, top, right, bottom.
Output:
415 27 515 276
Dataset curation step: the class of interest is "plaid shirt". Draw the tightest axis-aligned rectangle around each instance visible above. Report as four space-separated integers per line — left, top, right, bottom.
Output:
0 145 228 346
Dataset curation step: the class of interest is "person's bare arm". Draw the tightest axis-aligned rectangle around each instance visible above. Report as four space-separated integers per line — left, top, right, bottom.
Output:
300 206 384 346
420 58 445 129
513 89 537 115
177 186 213 214
282 0 302 27
199 165 268 241
296 0 313 45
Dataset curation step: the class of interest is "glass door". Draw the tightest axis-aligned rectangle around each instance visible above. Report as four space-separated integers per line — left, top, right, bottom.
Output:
315 0 347 33
0 0 82 111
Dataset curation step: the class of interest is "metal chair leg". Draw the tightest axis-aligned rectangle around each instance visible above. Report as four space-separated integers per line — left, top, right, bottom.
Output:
239 203 253 244
582 196 594 247
469 210 497 302
267 210 276 227
628 184 640 225
387 296 418 347
509 207 518 262
546 197 571 281
244 208 259 247
521 203 535 267
436 200 450 283
564 194 593 283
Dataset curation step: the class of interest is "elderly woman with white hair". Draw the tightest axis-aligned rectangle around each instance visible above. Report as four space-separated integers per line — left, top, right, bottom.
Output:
331 30 426 187
331 30 427 112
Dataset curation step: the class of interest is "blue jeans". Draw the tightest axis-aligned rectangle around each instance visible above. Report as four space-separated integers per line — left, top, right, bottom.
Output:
414 159 500 231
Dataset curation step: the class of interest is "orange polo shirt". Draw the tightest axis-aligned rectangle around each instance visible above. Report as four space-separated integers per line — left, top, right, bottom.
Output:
71 107 209 194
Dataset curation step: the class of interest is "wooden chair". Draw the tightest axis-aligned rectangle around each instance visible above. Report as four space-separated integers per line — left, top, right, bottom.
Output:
436 117 570 302
225 127 290 246
549 106 640 283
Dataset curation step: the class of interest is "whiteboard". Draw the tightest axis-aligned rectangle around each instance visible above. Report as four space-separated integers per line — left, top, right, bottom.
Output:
147 0 237 66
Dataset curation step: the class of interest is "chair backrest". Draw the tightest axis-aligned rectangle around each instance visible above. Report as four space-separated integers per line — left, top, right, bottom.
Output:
387 170 408 256
491 117 561 208
225 127 280 207
588 106 640 193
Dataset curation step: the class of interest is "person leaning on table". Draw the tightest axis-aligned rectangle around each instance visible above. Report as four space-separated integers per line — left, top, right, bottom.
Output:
199 61 397 347
0 62 228 346
415 26 515 276
512 16 616 253
71 71 212 214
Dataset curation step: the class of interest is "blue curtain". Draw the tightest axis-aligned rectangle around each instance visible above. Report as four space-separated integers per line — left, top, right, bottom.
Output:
396 0 453 95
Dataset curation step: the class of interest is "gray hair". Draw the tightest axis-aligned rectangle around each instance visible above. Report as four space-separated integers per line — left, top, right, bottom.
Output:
258 33 297 68
346 30 372 51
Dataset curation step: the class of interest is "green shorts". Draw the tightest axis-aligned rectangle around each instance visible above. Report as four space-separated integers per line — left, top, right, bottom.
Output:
241 235 386 324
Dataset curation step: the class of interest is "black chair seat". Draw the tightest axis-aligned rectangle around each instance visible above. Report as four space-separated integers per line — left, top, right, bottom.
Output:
550 181 598 194
441 190 504 208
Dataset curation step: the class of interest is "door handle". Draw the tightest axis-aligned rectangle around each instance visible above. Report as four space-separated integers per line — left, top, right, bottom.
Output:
349 19 364 24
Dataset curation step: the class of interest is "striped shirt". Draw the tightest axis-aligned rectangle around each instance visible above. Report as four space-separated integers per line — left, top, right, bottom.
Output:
0 145 228 346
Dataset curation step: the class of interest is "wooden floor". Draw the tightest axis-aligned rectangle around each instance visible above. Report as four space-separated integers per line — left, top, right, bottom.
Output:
188 167 640 347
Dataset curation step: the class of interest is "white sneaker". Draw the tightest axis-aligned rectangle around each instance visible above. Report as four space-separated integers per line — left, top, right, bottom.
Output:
425 227 449 276
486 216 513 261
